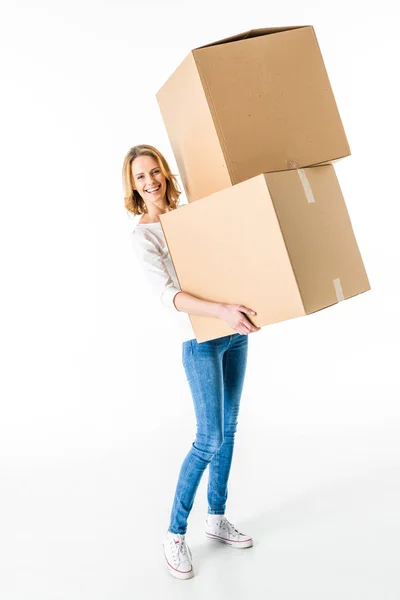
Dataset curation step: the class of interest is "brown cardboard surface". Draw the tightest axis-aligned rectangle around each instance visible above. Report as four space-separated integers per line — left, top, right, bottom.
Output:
157 26 350 203
160 165 370 343
265 166 370 313
156 53 231 203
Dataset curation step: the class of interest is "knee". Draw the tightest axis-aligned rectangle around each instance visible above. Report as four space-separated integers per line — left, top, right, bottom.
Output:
223 423 238 441
208 433 224 454
195 431 224 455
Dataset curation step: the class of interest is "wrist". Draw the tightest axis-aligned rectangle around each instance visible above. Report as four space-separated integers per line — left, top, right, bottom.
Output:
215 303 228 319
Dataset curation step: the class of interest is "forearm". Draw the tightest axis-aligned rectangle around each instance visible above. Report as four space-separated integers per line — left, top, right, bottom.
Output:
173 291 226 319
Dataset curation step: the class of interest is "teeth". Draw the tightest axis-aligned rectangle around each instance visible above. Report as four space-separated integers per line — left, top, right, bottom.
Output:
146 185 160 193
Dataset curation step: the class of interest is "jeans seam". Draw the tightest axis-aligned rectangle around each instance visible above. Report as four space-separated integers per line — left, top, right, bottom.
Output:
212 447 220 511
169 452 196 534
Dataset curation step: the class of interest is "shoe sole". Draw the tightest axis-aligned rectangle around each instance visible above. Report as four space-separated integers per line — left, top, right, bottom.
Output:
205 532 253 548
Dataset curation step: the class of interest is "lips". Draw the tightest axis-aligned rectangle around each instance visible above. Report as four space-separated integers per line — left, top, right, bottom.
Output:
146 185 161 194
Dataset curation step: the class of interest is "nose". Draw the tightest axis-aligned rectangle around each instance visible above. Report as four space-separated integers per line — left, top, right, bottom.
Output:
145 174 157 186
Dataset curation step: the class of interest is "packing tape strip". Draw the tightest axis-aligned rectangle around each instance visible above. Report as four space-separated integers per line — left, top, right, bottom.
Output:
297 169 344 303
297 169 316 204
333 278 344 302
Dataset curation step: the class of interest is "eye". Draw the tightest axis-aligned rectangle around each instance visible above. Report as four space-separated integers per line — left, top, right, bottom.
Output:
137 175 143 179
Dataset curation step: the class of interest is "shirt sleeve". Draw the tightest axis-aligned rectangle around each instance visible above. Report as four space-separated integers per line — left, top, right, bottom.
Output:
130 230 181 310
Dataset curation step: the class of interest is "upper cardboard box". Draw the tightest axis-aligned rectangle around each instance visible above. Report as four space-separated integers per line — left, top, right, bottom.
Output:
157 26 351 202
160 164 369 343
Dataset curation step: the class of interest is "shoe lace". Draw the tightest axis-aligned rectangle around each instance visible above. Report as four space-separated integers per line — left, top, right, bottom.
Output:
220 516 241 537
173 534 191 562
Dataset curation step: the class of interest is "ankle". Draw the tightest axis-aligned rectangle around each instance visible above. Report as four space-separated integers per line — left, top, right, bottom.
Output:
207 513 224 525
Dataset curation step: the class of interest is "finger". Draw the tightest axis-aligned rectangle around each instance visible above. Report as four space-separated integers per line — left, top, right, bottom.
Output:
246 321 260 333
239 306 257 316
240 320 253 334
235 325 247 335
242 315 258 331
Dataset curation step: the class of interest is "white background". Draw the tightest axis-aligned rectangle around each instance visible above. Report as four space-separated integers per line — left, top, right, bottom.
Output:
1 0 399 598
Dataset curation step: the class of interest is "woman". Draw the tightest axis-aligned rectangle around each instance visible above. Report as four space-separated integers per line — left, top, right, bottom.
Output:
122 144 260 580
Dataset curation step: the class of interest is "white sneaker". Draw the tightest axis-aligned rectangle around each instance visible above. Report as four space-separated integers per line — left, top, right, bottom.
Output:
163 530 194 579
205 515 253 548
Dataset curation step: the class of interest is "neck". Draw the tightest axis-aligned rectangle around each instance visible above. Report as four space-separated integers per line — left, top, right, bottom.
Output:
142 204 172 223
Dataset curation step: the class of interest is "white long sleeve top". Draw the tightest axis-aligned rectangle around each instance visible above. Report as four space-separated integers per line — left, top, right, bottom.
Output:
130 220 195 342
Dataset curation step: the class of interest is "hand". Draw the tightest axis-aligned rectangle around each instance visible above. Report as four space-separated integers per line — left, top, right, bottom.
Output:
219 304 261 335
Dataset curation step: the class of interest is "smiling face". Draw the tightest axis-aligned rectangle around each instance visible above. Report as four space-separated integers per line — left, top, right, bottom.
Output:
131 154 168 209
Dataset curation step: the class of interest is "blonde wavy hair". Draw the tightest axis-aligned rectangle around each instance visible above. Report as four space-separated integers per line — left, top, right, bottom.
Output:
122 144 181 216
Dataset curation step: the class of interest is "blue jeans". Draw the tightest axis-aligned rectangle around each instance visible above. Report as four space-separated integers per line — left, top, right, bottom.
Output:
168 333 249 535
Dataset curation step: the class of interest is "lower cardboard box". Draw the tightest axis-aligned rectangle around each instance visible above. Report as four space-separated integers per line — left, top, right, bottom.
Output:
160 164 371 343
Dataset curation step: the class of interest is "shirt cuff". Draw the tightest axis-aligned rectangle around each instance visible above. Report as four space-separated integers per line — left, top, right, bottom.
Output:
161 286 181 310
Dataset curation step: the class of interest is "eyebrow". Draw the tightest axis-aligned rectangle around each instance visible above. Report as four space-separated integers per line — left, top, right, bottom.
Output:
134 167 160 176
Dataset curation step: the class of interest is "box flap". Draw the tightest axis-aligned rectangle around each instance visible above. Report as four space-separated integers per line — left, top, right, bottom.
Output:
195 26 308 49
